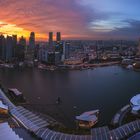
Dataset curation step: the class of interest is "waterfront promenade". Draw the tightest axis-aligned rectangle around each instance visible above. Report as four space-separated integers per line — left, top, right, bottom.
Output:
1 88 140 140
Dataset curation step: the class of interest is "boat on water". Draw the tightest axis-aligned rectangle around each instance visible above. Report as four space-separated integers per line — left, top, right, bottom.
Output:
76 110 99 129
56 97 62 104
38 64 48 70
126 64 133 70
0 64 14 68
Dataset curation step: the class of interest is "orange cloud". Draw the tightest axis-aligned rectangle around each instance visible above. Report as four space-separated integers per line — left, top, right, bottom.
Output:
0 21 47 40
0 0 94 40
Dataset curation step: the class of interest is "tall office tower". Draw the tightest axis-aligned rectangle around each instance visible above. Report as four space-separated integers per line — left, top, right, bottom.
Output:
55 32 62 54
25 32 35 62
5 36 14 62
49 32 53 50
62 42 70 60
29 32 35 49
56 32 61 42
12 35 17 46
12 35 17 58
15 36 26 62
0 35 5 60
19 36 26 47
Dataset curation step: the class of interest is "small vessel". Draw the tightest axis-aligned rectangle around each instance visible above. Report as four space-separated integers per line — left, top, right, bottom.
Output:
38 64 47 70
56 97 62 104
76 110 99 129
126 64 133 70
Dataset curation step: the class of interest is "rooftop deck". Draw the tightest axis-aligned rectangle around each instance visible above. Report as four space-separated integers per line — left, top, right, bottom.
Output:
1 88 140 140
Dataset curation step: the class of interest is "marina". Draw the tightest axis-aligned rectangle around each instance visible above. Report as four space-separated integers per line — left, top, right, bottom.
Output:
0 65 140 128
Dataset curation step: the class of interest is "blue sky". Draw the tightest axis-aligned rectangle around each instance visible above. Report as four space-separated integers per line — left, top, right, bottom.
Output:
80 0 140 32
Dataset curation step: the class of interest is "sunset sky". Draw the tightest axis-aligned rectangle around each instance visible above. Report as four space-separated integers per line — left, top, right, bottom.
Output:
0 0 140 40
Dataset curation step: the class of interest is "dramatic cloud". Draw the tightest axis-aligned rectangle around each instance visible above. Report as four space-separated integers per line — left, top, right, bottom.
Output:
0 0 140 40
106 20 140 39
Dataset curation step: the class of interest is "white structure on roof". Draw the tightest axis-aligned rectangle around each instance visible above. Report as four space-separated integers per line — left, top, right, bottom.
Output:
8 88 22 96
0 100 8 110
76 110 99 129
130 94 140 114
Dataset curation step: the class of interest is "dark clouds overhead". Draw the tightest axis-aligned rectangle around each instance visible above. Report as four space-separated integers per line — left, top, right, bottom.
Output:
0 0 139 40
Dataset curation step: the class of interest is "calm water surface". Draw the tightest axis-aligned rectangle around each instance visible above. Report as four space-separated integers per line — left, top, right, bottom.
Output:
0 66 140 128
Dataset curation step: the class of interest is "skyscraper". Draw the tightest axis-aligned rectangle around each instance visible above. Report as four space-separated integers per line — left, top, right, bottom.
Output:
55 32 62 54
56 32 61 42
0 35 6 60
25 32 35 62
29 32 35 49
19 36 26 47
5 36 14 62
49 32 53 48
15 36 26 62
49 32 53 42
63 41 70 60
12 35 17 58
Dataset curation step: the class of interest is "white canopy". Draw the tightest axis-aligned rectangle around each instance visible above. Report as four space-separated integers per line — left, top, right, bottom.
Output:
130 94 140 106
132 106 140 112
0 100 8 110
9 88 22 96
76 110 99 122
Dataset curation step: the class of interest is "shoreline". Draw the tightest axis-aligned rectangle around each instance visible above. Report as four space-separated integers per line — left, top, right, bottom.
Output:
0 61 121 71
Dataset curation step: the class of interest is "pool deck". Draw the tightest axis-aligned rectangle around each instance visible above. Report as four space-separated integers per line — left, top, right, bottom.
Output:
0 88 140 140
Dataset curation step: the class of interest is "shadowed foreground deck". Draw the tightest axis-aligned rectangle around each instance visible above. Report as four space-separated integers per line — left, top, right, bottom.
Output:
1 89 140 140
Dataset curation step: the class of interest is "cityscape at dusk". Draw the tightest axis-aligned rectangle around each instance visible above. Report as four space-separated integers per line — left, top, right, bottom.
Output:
1 0 140 140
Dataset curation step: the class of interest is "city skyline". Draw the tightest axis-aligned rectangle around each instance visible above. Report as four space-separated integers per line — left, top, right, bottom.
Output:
0 0 140 40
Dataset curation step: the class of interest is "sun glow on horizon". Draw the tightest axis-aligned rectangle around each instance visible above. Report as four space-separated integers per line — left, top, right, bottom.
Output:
0 21 92 41
0 21 47 40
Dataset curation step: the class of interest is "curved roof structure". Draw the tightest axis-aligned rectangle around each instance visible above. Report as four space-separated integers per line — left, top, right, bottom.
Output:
0 100 8 110
130 94 140 106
